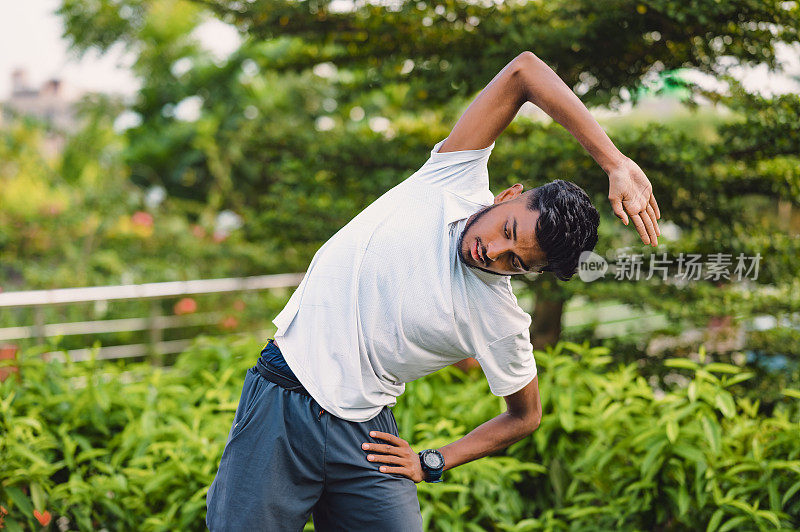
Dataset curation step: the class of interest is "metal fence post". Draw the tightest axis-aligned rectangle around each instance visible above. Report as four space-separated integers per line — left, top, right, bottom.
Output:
33 307 45 345
148 299 163 366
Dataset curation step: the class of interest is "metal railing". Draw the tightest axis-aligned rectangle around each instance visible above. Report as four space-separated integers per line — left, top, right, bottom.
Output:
0 273 305 363
0 273 676 366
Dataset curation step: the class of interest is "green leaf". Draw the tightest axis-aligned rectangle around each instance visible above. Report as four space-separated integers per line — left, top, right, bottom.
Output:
0 391 15 413
701 414 721 454
677 484 689 516
558 410 575 433
3 519 25 532
782 480 800 507
696 369 720 384
641 439 668 479
665 358 700 370
781 480 800 506
704 363 741 374
767 479 780 512
780 388 800 399
666 420 679 443
715 392 736 418
517 463 548 475
76 448 109 464
4 486 33 515
707 508 725 532
718 516 748 532
722 499 753 514
672 443 706 466
723 373 754 387
562 506 607 518
755 509 780 528
727 463 760 476
29 483 46 513
752 437 763 462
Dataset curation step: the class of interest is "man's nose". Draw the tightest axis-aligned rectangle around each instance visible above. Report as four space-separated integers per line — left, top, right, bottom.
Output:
485 240 512 262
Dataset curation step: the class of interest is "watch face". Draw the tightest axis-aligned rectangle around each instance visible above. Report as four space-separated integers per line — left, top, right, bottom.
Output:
424 452 443 469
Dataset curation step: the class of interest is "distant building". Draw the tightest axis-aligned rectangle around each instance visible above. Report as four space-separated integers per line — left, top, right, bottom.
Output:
0 68 82 155
1 68 79 133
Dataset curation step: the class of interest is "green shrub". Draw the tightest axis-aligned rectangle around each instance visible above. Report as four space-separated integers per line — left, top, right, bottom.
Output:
1 339 798 530
504 343 800 531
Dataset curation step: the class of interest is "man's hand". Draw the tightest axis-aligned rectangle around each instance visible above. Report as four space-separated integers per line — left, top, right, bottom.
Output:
362 431 425 483
607 156 661 246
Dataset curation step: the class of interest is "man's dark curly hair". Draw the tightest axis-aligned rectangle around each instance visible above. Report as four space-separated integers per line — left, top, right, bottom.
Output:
525 180 599 281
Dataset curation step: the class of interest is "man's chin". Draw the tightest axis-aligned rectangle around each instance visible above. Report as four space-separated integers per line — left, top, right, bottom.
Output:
457 249 471 267
459 250 487 272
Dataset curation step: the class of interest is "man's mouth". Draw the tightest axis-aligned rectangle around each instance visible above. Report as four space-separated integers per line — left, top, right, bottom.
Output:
470 239 485 266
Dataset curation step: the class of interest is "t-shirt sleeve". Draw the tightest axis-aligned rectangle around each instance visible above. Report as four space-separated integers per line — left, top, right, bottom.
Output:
408 137 495 201
476 328 538 397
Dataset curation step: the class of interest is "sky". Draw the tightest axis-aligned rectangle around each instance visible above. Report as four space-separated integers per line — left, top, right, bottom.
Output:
1 1 799 101
0 0 240 100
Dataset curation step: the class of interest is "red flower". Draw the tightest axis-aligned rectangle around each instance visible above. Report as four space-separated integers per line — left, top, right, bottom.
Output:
0 344 19 383
174 297 197 315
191 224 206 238
221 316 238 330
0 345 17 359
33 510 51 526
233 299 246 311
131 211 154 227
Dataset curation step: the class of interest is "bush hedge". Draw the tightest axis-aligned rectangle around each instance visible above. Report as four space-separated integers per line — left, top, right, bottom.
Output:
1 339 798 530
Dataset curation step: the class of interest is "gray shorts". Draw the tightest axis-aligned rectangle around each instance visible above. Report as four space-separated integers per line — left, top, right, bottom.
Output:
206 365 423 531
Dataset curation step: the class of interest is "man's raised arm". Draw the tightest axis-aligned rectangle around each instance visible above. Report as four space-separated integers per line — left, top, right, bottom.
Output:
439 51 661 246
437 53 529 154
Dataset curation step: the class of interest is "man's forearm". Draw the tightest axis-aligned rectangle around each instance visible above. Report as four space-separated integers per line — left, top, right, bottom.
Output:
437 411 538 472
514 51 626 174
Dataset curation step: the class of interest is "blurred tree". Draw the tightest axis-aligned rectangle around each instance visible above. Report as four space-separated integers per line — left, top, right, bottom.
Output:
57 0 800 363
198 0 798 106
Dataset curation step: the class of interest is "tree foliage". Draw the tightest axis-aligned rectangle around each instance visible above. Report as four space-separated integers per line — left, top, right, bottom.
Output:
197 0 799 108
54 0 800 356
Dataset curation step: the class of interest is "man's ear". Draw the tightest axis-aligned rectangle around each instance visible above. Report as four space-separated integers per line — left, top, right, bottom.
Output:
494 183 524 205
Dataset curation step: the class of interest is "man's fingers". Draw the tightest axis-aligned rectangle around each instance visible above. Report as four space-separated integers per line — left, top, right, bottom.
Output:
639 210 658 246
649 194 661 220
366 453 405 465
362 442 402 455
369 431 403 446
378 465 409 475
609 198 628 225
646 204 660 237
629 213 650 245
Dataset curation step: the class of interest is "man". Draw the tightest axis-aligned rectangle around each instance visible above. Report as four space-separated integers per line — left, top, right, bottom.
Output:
206 50 660 531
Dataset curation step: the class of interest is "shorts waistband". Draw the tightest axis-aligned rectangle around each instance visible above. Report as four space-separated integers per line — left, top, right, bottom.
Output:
256 339 311 397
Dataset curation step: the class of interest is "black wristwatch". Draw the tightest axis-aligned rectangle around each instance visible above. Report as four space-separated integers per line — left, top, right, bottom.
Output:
418 449 445 483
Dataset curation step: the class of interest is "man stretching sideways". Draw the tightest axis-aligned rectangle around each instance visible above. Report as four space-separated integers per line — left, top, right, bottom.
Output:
206 50 661 531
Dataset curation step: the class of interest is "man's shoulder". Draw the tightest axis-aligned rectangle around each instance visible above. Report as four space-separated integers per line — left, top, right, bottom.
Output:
458 272 531 327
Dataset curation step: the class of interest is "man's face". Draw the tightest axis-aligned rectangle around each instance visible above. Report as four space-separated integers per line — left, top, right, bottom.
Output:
457 187 548 276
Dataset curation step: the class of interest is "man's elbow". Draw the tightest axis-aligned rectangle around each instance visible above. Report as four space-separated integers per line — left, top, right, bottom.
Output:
525 413 542 434
510 51 545 101
514 412 541 437
514 51 541 71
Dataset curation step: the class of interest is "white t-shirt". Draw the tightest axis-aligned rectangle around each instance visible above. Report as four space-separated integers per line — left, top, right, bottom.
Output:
273 138 537 421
